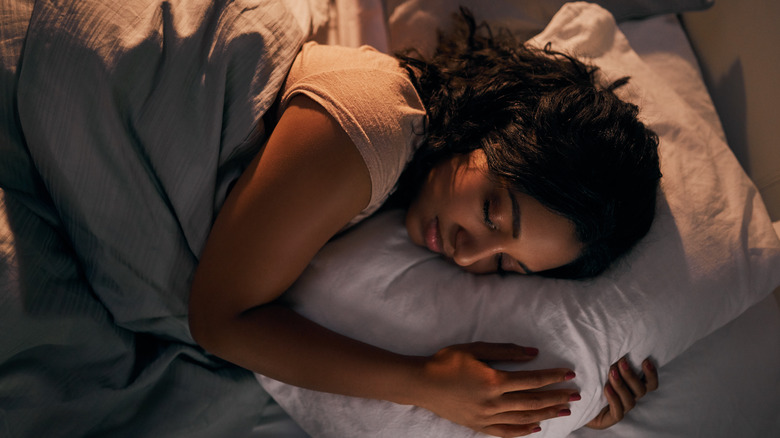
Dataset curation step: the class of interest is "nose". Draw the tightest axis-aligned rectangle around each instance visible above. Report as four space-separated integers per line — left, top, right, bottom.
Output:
451 226 503 268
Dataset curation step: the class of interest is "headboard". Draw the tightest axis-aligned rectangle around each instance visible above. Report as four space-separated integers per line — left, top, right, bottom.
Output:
682 0 780 221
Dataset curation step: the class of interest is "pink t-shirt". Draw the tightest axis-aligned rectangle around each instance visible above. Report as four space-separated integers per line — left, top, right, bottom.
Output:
279 41 426 225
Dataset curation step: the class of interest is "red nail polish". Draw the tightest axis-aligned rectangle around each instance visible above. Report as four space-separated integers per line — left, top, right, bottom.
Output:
620 360 630 371
532 426 542 433
606 384 616 396
525 347 539 356
558 409 572 417
644 360 655 371
564 371 576 380
610 368 619 379
569 393 581 402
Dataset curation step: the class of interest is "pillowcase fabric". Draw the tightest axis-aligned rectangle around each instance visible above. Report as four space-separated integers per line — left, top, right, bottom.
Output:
386 0 714 57
257 2 780 437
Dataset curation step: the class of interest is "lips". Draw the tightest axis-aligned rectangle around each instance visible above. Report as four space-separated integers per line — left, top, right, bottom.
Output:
424 217 443 254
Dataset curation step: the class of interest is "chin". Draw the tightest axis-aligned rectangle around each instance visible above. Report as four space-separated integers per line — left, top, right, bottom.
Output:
403 208 423 247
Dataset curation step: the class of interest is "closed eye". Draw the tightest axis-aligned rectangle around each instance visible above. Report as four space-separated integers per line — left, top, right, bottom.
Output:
497 253 532 276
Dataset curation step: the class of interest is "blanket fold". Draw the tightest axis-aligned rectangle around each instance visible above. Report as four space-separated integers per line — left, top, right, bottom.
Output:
2 0 308 435
16 0 304 341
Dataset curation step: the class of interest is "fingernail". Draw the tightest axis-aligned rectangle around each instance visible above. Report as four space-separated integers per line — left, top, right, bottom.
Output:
644 360 655 371
564 371 576 380
558 409 571 417
524 347 539 356
610 368 619 379
532 426 542 433
569 393 581 402
606 384 616 396
620 359 630 371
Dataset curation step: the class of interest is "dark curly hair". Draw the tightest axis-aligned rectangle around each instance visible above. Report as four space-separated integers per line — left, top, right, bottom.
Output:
390 9 662 279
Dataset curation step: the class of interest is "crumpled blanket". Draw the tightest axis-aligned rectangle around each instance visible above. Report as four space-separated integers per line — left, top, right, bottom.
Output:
16 0 303 341
2 0 304 436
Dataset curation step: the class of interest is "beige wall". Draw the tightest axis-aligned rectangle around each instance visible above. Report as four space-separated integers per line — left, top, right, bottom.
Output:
682 0 780 222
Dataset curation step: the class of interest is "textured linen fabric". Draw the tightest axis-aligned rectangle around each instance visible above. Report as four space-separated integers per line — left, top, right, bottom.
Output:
15 0 304 341
279 41 426 225
1 0 307 436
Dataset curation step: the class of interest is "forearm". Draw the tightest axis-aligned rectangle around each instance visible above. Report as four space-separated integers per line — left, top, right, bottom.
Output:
197 303 424 405
191 301 582 436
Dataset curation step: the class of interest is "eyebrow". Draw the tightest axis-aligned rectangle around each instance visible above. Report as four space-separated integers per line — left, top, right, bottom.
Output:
508 189 521 239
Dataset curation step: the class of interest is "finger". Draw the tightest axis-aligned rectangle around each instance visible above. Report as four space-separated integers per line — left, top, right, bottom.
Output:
502 368 576 392
500 389 581 412
609 365 636 412
604 382 624 422
488 403 572 426
642 359 659 391
617 357 647 399
586 383 623 430
481 422 542 437
466 342 540 362
585 405 612 430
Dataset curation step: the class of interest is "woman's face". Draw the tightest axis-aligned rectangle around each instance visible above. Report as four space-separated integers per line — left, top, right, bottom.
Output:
405 150 582 275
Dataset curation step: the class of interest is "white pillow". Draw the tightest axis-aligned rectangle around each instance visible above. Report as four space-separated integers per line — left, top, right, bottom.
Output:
386 0 714 58
258 3 780 437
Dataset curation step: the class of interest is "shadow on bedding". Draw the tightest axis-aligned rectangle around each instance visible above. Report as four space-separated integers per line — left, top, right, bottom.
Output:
0 190 271 437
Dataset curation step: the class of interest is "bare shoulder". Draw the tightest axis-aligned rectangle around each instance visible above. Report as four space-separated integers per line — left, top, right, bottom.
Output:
190 94 371 330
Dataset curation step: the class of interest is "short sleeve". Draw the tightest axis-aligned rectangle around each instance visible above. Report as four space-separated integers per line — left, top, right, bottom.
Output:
279 42 426 225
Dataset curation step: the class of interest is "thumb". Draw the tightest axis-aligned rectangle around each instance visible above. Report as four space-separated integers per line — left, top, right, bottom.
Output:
464 342 539 362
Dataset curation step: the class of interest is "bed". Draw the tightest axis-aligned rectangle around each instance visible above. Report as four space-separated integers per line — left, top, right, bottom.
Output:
1 1 778 437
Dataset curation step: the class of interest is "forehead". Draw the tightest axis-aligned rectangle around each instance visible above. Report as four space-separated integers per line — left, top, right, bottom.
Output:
508 191 582 271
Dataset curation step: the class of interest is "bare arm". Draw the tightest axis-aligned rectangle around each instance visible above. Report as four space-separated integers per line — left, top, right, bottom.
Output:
189 95 577 437
190 95 425 400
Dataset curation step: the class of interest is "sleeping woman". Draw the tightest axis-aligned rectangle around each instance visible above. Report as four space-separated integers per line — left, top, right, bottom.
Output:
189 10 661 438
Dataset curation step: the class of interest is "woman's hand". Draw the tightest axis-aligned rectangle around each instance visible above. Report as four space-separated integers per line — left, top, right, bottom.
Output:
413 342 580 437
585 357 659 430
